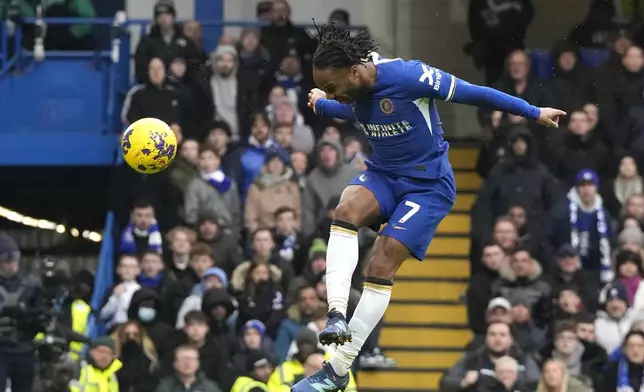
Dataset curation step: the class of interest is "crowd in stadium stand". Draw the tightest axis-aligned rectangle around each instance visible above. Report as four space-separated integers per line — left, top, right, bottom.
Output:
12 0 644 390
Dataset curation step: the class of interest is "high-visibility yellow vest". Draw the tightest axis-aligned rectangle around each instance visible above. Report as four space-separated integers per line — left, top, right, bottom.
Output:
35 299 91 361
231 376 269 392
69 358 122 392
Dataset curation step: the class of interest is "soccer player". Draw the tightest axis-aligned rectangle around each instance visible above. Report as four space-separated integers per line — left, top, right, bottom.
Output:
291 25 565 392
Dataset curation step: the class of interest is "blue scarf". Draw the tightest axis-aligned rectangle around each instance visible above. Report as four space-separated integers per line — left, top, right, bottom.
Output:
569 199 612 283
278 233 297 262
617 356 644 392
138 273 163 289
201 170 232 193
119 220 162 254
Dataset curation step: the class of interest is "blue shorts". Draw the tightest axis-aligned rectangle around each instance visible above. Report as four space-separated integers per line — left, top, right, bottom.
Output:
350 169 456 260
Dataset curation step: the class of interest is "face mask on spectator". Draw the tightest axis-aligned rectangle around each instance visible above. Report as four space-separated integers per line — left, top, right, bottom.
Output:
138 307 157 322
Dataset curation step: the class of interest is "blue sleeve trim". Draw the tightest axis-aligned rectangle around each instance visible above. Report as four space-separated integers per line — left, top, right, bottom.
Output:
451 79 541 120
315 99 356 120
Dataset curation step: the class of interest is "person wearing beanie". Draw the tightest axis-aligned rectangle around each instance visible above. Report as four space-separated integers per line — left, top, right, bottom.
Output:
596 281 636 353
549 168 614 283
231 319 277 378
230 350 273 392
619 226 644 255
615 249 644 306
70 336 122 392
176 267 229 329
244 147 301 233
133 0 201 83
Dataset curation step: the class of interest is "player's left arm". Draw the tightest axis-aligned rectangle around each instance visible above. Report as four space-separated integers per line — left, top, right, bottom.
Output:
405 61 565 127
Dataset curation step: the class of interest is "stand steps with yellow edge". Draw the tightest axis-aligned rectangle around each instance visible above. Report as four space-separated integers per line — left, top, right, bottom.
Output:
357 146 479 392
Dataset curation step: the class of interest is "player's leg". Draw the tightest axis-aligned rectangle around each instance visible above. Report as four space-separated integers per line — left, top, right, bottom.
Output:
320 172 395 346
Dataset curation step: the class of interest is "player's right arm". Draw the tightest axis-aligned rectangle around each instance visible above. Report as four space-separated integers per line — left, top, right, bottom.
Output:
308 89 357 120
403 60 565 128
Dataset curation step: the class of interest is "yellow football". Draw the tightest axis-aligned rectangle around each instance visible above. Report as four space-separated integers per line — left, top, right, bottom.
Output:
121 118 177 174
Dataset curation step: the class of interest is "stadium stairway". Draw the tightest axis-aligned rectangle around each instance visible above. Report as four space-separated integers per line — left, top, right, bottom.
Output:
358 146 479 392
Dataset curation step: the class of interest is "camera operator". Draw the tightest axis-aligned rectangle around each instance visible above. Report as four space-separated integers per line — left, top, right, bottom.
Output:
0 233 46 392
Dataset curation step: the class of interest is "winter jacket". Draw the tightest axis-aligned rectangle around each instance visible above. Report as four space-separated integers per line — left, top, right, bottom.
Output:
595 309 636 353
184 176 241 233
244 169 300 232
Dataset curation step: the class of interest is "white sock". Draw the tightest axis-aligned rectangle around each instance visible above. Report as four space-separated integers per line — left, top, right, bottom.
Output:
330 282 392 376
326 224 360 316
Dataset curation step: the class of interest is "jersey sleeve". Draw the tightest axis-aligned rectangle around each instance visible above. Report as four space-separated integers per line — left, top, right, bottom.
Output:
403 60 541 120
314 98 357 120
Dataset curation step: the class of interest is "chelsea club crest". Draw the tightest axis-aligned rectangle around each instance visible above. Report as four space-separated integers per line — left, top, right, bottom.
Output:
380 98 394 115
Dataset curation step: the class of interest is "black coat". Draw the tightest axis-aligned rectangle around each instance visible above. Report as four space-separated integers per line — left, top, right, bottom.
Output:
122 83 182 127
466 266 501 334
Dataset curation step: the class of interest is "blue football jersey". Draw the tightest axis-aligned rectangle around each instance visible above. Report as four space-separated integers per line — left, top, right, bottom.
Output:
315 52 541 180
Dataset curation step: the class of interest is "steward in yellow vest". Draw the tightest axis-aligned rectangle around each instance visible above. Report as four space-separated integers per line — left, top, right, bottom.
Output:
34 298 92 361
69 336 122 392
267 350 358 392
231 350 274 392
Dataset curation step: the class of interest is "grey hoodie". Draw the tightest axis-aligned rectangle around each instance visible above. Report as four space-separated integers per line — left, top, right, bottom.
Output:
301 139 360 237
210 44 240 140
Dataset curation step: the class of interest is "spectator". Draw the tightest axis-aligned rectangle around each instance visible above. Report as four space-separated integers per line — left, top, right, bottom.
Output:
284 303 334 360
245 148 301 233
179 242 216 292
169 138 200 197
465 0 534 85
274 52 314 121
134 1 202 83
260 0 316 74
535 320 607 387
247 227 295 291
471 127 560 254
275 285 321 362
99 255 141 330
467 298 514 350
138 250 185 326
230 350 274 391
597 330 644 391
119 199 163 256
127 287 175 359
575 313 597 343
122 57 182 128
615 250 644 307
492 247 552 328
548 169 613 282
289 239 329 300
602 155 644 218
440 322 540 392
301 139 359 237
164 226 197 281
164 311 229 389
70 337 121 392
256 1 273 22
568 0 619 48
236 28 273 95
155 345 222 392
176 267 228 329
184 145 241 233
548 109 609 187
549 41 593 113
274 124 295 154
480 356 525 392
625 194 644 227
553 284 585 321
273 207 305 272
182 20 207 63
290 151 308 190
273 98 315 154
230 320 276 377
266 85 306 128
111 320 159 392
193 44 260 143
204 120 237 175
467 243 505 335
229 112 281 200
201 287 237 354
231 260 286 337
195 211 244 276
536 359 590 392
548 244 600 313
595 282 635 353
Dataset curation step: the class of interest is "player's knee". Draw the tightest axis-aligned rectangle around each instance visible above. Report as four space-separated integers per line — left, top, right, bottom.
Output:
333 202 361 226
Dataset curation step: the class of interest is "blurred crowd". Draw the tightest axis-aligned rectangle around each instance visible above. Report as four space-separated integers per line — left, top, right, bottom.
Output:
445 0 644 391
97 1 383 392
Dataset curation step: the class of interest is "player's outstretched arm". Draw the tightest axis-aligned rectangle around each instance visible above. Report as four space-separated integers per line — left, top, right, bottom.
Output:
450 80 566 128
406 61 565 127
308 88 357 120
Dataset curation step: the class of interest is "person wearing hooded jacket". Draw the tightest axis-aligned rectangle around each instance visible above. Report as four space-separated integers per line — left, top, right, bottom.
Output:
192 43 261 142
127 288 176 360
549 40 594 114
471 127 561 252
176 267 229 329
301 139 361 238
134 1 203 84
201 287 238 358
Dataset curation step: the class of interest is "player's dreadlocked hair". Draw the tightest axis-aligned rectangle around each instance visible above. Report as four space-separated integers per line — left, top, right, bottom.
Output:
312 21 379 69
